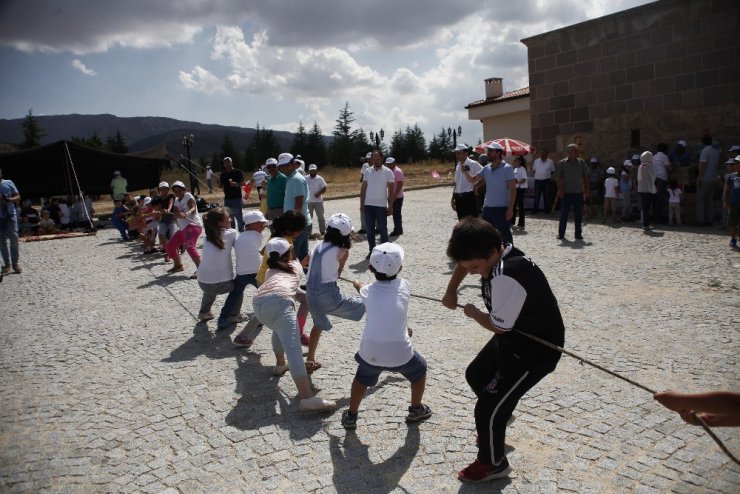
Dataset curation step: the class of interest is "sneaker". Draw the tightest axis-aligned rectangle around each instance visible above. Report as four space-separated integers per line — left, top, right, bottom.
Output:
458 458 511 483
232 334 254 348
272 364 289 376
299 396 336 412
341 410 358 430
198 312 214 322
405 404 432 423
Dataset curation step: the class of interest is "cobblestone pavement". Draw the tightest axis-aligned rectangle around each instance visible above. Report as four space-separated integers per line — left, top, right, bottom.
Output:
1 187 739 493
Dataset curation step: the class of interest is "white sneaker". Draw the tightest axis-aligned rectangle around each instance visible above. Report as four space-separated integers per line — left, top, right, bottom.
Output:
273 365 289 376
198 312 214 322
299 396 336 412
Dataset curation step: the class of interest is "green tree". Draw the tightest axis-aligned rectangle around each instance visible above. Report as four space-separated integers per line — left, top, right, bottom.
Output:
220 133 240 168
290 121 308 157
71 132 104 150
352 127 373 161
20 108 44 149
330 102 356 167
105 130 128 153
305 121 327 165
211 152 221 171
390 129 407 162
428 127 453 161
244 124 281 170
405 124 427 163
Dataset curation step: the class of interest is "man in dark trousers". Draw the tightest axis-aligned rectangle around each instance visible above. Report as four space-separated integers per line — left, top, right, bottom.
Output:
220 157 245 231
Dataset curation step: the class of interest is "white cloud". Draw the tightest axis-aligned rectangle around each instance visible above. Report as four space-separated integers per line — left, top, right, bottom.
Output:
178 66 227 94
71 59 96 76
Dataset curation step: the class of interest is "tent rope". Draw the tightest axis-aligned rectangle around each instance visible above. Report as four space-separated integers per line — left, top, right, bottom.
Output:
175 158 209 190
62 142 95 231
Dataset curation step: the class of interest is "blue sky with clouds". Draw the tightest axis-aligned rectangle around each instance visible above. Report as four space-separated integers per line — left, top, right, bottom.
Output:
0 0 653 145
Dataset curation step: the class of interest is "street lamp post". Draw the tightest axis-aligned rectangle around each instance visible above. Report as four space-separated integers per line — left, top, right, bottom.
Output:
182 134 195 195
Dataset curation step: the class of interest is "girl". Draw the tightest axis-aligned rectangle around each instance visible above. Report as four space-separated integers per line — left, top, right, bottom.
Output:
305 213 365 374
619 161 634 221
603 167 620 223
667 179 682 226
511 156 528 229
165 181 202 273
196 207 237 322
637 151 657 231
251 237 336 412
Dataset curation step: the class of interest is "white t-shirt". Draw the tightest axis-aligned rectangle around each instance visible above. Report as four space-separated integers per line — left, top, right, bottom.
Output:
652 152 670 181
252 170 267 187
307 242 345 283
358 278 413 367
234 230 263 275
306 174 327 203
175 192 202 229
206 169 213 180
454 158 483 193
197 228 237 284
533 158 555 180
604 177 619 198
514 167 528 189
362 166 395 208
59 204 71 224
668 188 682 203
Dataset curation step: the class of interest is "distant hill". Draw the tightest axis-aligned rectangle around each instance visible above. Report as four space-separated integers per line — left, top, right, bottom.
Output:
0 114 323 167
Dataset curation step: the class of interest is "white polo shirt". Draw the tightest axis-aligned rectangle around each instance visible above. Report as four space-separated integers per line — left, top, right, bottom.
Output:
234 229 263 275
533 158 555 180
454 158 483 193
363 165 395 207
306 174 327 203
358 278 413 367
197 228 237 284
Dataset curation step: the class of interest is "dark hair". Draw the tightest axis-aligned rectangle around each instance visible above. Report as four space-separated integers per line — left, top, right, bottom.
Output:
203 207 229 249
701 135 712 146
150 197 163 207
272 210 307 237
368 264 397 281
323 226 351 249
446 217 502 261
669 179 678 189
267 251 294 273
514 155 526 167
657 143 668 153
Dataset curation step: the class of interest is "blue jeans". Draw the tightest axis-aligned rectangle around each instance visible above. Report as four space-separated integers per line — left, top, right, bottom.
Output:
558 193 584 237
218 273 259 327
293 223 312 261
0 215 19 267
112 217 129 240
364 205 388 252
253 295 307 380
392 197 403 233
481 207 513 245
224 197 244 231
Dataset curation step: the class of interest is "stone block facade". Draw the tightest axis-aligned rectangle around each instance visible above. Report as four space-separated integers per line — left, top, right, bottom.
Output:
522 0 740 162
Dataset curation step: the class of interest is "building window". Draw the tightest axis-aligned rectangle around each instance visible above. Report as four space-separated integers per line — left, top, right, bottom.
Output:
631 129 640 149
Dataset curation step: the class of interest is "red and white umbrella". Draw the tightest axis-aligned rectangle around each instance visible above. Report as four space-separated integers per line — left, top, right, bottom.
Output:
474 137 535 156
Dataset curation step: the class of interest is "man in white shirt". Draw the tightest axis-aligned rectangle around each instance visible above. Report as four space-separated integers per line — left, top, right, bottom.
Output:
205 166 213 193
451 144 483 220
358 152 372 234
531 149 555 214
360 150 395 257
306 164 327 236
652 143 671 223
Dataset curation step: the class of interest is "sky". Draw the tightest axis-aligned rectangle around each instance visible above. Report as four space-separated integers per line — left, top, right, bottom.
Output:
0 0 654 146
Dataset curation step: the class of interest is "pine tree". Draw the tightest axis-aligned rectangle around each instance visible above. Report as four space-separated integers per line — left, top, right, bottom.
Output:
390 129 406 163
20 108 44 149
244 124 281 170
290 121 308 157
330 102 356 167
105 130 128 153
220 133 240 168
305 122 327 165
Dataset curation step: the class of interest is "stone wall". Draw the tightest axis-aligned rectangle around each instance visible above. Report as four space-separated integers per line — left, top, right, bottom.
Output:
522 0 740 164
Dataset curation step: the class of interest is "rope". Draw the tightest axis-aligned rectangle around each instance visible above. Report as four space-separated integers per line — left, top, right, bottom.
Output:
175 158 209 190
337 276 739 465
63 142 95 231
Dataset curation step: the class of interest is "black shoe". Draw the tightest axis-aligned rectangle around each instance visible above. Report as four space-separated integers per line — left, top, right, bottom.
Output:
556 235 564 240
390 231 402 236
341 410 358 430
365 252 371 259
357 229 366 234
575 235 584 240
406 404 432 423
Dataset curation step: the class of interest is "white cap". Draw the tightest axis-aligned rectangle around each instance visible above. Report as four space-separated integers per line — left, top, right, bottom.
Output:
385 157 395 164
486 142 504 152
606 167 615 174
677 140 687 147
158 181 169 189
134 195 141 201
223 156 232 162
631 154 640 161
623 159 632 168
370 242 404 277
243 210 271 226
728 145 740 152
265 157 278 166
327 213 352 236
453 143 469 152
735 156 740 163
266 237 291 257
143 197 152 206
365 152 373 159
171 180 186 189
308 164 318 171
589 156 598 163
640 151 653 164
277 153 293 166
206 165 211 169
113 170 121 175
725 158 735 164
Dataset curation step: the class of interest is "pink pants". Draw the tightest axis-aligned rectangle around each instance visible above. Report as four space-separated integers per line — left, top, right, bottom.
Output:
165 224 202 263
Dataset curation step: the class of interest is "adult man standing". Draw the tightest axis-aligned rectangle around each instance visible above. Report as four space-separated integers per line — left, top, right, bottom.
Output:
264 158 287 221
696 134 720 226
464 143 515 245
386 157 405 236
451 144 483 220
220 157 245 231
110 170 127 200
279 153 312 261
532 149 555 214
360 150 395 257
0 168 21 273
555 143 590 240
652 143 671 223
358 152 372 234
306 163 327 237
205 166 213 193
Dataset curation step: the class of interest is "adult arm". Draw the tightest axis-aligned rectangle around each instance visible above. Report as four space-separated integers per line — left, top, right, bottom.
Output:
293 194 304 213
393 177 404 200
451 183 456 211
506 179 516 220
386 182 394 215
360 181 367 211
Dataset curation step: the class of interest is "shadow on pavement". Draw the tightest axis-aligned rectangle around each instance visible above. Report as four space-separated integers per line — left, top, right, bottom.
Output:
162 323 255 362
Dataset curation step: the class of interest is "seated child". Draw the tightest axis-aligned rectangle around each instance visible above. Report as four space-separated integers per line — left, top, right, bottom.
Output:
37 210 57 235
341 242 432 430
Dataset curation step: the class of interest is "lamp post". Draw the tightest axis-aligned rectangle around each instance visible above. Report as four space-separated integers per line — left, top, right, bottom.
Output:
447 125 462 161
182 134 195 194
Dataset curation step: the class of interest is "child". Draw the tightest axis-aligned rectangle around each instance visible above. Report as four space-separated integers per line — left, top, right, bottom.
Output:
723 156 740 247
251 237 336 412
142 197 161 254
667 179 683 227
340 242 431 430
619 161 634 221
37 210 57 235
305 213 365 374
511 156 528 229
111 198 130 241
442 217 565 482
165 181 202 273
157 182 178 258
218 210 270 331
195 207 237 322
603 167 620 223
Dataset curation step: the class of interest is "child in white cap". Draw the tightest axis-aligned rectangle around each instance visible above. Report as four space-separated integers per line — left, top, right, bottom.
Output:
602 166 620 223
250 237 336 412
304 213 365 373
341 242 431 430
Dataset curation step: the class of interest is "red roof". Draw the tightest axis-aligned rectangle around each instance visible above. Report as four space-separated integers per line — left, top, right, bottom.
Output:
465 87 529 109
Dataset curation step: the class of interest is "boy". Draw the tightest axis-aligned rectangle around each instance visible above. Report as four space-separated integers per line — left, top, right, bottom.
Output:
723 156 740 247
111 198 130 241
341 242 432 429
442 217 565 482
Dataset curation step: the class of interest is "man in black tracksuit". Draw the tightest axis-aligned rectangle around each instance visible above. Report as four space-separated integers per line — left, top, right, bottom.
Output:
443 217 565 483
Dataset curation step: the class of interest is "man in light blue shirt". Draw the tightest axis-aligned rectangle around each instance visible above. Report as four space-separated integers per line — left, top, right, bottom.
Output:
0 168 21 273
278 152 312 261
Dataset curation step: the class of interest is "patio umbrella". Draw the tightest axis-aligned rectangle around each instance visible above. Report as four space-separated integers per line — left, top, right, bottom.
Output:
474 137 535 156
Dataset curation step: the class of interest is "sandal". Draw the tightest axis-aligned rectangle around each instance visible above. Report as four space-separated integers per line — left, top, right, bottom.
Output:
167 264 184 273
305 361 322 374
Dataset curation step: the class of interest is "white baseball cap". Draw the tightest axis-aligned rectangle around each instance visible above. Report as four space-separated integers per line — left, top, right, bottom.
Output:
623 159 632 168
158 181 169 188
134 195 141 201
486 142 504 152
606 167 615 174
113 170 121 175
327 213 352 236
243 210 271 226
631 154 640 161
365 152 373 159
223 156 232 162
171 181 186 189
677 140 687 147
308 164 318 171
385 157 395 164
453 143 469 152
143 197 152 206
265 157 278 166
266 238 291 257
370 242 404 277
590 156 599 163
277 153 294 166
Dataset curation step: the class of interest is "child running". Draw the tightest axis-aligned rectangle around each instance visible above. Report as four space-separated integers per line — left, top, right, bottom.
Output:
305 213 365 374
195 207 237 322
341 242 432 430
165 181 202 273
442 217 565 483
251 237 336 412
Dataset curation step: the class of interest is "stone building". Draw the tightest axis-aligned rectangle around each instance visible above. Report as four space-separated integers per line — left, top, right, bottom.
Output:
465 78 531 144
521 0 740 166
